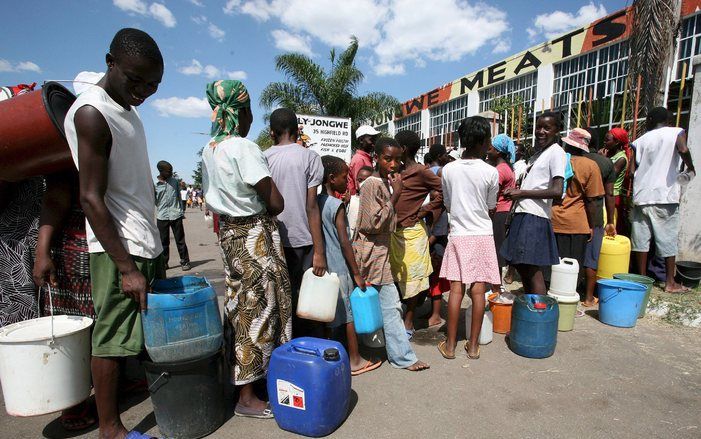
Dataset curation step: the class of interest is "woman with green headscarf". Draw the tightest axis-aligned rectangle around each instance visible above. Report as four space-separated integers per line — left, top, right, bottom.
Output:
201 80 290 418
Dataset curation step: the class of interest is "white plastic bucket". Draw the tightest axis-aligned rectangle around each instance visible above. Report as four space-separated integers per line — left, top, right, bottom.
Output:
0 315 93 416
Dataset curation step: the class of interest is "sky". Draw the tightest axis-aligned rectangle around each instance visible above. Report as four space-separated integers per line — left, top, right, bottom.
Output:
1 0 628 182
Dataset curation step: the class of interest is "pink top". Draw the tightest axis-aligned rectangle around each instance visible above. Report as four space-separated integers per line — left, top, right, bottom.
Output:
495 162 515 213
347 150 373 195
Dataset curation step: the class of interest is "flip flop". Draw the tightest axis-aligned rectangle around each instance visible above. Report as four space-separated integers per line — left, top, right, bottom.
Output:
464 341 480 360
235 403 274 419
126 431 158 439
351 360 382 376
427 318 445 329
59 402 96 432
437 340 455 359
405 329 415 340
580 297 598 307
575 309 585 317
665 285 691 294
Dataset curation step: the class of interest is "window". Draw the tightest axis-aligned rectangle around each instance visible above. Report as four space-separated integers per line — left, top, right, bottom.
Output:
676 13 701 80
553 41 629 108
478 72 537 113
429 95 469 138
394 112 421 136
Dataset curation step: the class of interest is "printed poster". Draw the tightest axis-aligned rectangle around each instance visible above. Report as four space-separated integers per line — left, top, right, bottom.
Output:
297 114 352 163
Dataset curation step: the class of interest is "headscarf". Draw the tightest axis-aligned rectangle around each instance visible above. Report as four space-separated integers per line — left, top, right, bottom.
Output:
608 127 633 197
491 134 516 163
206 80 251 144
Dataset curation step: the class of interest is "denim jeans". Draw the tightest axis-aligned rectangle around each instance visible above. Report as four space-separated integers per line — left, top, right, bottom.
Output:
375 284 418 368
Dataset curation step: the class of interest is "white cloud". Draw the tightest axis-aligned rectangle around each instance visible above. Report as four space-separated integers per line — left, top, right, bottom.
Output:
271 30 314 57
0 59 42 73
152 96 211 118
374 62 405 76
189 0 204 6
113 0 148 14
528 2 607 41
112 0 176 27
223 0 240 15
177 59 246 80
492 39 511 54
227 0 510 76
208 23 226 41
149 3 177 27
227 70 248 80
192 15 207 25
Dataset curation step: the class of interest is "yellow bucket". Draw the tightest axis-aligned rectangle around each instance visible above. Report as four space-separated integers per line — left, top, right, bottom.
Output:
596 235 631 279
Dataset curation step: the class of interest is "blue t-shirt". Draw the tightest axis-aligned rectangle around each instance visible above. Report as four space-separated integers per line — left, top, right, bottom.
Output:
317 194 349 275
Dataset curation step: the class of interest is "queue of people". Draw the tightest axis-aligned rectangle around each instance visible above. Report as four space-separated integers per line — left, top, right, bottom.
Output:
0 27 696 439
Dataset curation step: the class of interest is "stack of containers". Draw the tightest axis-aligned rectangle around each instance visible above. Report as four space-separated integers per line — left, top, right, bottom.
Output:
547 258 580 331
141 276 226 439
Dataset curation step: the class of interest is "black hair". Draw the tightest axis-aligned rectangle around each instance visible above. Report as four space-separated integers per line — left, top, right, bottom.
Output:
394 130 421 158
110 28 163 66
646 106 672 130
423 152 432 163
321 155 346 184
374 137 401 156
584 127 599 152
270 108 299 139
157 160 171 171
457 116 491 151
358 166 374 174
428 144 446 160
537 111 564 131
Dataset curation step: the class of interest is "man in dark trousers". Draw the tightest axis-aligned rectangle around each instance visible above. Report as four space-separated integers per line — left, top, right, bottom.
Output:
64 28 165 439
155 160 191 271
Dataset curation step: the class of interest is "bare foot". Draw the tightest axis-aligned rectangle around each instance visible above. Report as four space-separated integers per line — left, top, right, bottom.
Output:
665 281 690 294
406 360 430 371
350 357 370 371
581 299 597 307
427 316 444 328
504 274 513 285
237 395 268 412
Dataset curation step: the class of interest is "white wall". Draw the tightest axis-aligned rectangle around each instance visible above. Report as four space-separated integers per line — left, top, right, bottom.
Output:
678 55 701 261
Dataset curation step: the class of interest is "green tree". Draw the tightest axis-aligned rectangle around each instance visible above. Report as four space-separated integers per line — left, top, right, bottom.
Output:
260 36 400 135
192 147 203 187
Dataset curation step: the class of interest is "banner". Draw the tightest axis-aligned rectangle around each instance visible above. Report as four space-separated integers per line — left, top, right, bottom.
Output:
296 114 352 163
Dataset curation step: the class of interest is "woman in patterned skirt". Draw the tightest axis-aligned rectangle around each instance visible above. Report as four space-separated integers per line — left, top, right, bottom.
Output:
201 79 290 419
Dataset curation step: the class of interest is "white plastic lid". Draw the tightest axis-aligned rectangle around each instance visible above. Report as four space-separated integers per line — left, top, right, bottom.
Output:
0 315 93 343
547 291 580 304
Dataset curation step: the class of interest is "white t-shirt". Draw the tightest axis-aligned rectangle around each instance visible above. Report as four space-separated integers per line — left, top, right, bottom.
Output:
64 86 162 258
441 159 499 236
180 189 188 201
513 159 528 185
202 136 271 217
515 143 567 219
632 126 684 205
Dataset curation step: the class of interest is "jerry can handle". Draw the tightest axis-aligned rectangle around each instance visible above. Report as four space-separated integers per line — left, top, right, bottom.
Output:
291 345 320 357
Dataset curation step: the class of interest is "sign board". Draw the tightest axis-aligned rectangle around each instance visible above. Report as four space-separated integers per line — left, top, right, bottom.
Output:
296 114 352 163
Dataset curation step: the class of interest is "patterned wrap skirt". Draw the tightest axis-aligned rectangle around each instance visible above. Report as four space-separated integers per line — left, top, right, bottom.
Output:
389 222 432 299
42 208 95 319
219 214 292 386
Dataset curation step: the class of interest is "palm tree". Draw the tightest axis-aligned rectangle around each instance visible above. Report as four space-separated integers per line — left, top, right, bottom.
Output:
627 0 680 122
260 37 400 133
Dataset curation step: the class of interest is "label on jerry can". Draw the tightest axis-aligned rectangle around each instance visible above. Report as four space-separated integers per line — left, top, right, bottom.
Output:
276 379 306 410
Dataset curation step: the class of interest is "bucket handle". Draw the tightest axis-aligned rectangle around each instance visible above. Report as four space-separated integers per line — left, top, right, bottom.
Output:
291 345 320 357
148 372 170 393
39 285 56 347
675 268 701 281
599 287 622 303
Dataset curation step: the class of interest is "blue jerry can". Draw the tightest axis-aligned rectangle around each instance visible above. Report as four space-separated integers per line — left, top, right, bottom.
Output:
349 286 383 334
267 337 351 437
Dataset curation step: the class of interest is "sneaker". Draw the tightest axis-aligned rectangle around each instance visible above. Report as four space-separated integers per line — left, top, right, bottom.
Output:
181 262 191 271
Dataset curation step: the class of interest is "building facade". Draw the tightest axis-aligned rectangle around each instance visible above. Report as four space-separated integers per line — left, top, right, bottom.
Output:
374 0 701 159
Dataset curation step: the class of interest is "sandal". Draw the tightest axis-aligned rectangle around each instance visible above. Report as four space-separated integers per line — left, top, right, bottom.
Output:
580 297 598 308
437 340 455 359
464 341 480 360
351 360 382 376
235 402 274 419
405 328 415 340
59 402 96 432
126 431 158 439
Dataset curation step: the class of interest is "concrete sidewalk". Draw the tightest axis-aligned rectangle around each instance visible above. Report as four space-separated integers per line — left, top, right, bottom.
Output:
2 213 700 438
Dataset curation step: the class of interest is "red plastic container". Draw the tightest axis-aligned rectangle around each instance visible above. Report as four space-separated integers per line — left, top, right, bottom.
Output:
0 82 76 181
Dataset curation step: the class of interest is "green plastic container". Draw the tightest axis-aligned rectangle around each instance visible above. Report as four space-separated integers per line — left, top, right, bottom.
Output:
547 292 579 331
613 273 655 318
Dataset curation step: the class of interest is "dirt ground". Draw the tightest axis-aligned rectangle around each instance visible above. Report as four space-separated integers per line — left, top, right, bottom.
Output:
2 214 700 439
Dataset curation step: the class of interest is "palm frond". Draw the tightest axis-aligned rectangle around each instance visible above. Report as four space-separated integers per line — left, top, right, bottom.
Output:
275 53 327 111
259 81 317 113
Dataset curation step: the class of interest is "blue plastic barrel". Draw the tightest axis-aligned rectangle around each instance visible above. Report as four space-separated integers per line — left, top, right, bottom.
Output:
509 294 559 359
267 337 351 437
142 276 222 363
349 286 383 334
597 279 647 328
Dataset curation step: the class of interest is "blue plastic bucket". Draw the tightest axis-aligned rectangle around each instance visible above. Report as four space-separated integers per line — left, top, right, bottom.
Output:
509 294 559 359
597 279 647 328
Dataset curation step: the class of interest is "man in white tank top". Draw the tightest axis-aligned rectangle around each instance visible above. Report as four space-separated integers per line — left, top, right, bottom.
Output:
630 107 695 293
63 28 165 439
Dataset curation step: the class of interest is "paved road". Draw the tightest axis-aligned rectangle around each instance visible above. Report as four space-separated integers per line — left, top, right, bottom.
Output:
2 213 700 438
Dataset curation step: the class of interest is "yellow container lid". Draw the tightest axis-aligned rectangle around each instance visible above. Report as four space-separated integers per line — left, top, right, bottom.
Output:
600 235 631 255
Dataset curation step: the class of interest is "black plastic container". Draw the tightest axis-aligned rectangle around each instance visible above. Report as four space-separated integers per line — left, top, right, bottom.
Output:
144 352 226 439
675 261 701 289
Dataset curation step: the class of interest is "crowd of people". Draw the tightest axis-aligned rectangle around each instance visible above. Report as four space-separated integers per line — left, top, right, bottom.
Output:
0 27 696 439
